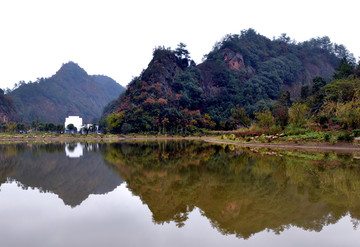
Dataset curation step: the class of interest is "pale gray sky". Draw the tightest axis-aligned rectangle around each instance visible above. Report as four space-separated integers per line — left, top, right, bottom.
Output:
0 0 359 90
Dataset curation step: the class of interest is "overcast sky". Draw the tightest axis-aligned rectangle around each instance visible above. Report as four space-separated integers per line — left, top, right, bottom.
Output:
0 0 359 90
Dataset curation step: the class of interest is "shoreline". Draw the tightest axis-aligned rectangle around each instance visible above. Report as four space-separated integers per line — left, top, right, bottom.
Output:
1 135 360 152
205 138 360 152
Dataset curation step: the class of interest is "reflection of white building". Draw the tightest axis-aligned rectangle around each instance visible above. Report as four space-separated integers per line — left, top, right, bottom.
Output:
65 116 83 133
65 143 84 158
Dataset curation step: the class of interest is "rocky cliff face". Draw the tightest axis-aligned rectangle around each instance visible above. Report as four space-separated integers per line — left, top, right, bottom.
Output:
141 49 185 95
222 48 248 71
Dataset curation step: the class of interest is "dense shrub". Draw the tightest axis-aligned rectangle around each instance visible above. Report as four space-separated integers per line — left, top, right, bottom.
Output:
337 132 354 142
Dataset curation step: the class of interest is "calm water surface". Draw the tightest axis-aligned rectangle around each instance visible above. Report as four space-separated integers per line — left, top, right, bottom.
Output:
1 141 360 246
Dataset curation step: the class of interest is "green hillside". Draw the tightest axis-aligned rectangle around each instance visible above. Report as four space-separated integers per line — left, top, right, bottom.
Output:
102 29 347 133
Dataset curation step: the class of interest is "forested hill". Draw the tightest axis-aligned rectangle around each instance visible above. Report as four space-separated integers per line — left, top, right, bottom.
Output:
102 29 349 133
8 62 125 124
0 89 18 123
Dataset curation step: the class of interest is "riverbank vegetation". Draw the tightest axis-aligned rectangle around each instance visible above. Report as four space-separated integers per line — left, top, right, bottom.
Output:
96 56 360 145
216 57 360 144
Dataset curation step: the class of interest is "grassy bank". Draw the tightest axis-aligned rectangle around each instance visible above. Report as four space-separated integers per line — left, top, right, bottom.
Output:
2 129 360 152
215 126 360 146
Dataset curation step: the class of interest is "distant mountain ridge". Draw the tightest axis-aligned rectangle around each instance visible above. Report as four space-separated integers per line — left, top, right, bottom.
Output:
8 62 125 124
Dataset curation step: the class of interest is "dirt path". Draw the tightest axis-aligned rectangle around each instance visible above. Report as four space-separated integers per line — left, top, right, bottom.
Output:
203 137 360 152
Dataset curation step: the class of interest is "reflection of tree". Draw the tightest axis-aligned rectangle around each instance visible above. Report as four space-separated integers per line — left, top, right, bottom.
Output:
102 141 360 239
0 143 123 207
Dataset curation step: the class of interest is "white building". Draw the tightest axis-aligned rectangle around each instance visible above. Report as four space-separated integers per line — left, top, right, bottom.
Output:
65 116 83 133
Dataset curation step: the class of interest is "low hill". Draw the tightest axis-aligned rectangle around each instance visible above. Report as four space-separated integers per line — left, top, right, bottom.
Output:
8 62 125 124
102 29 347 133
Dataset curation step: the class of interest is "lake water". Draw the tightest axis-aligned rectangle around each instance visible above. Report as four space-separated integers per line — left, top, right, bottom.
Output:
1 141 360 247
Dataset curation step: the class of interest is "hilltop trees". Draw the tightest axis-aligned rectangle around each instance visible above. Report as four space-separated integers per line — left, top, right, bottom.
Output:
175 42 190 60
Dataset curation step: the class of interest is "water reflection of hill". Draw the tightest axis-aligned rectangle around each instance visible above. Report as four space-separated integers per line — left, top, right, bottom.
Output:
102 141 360 239
0 143 123 207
